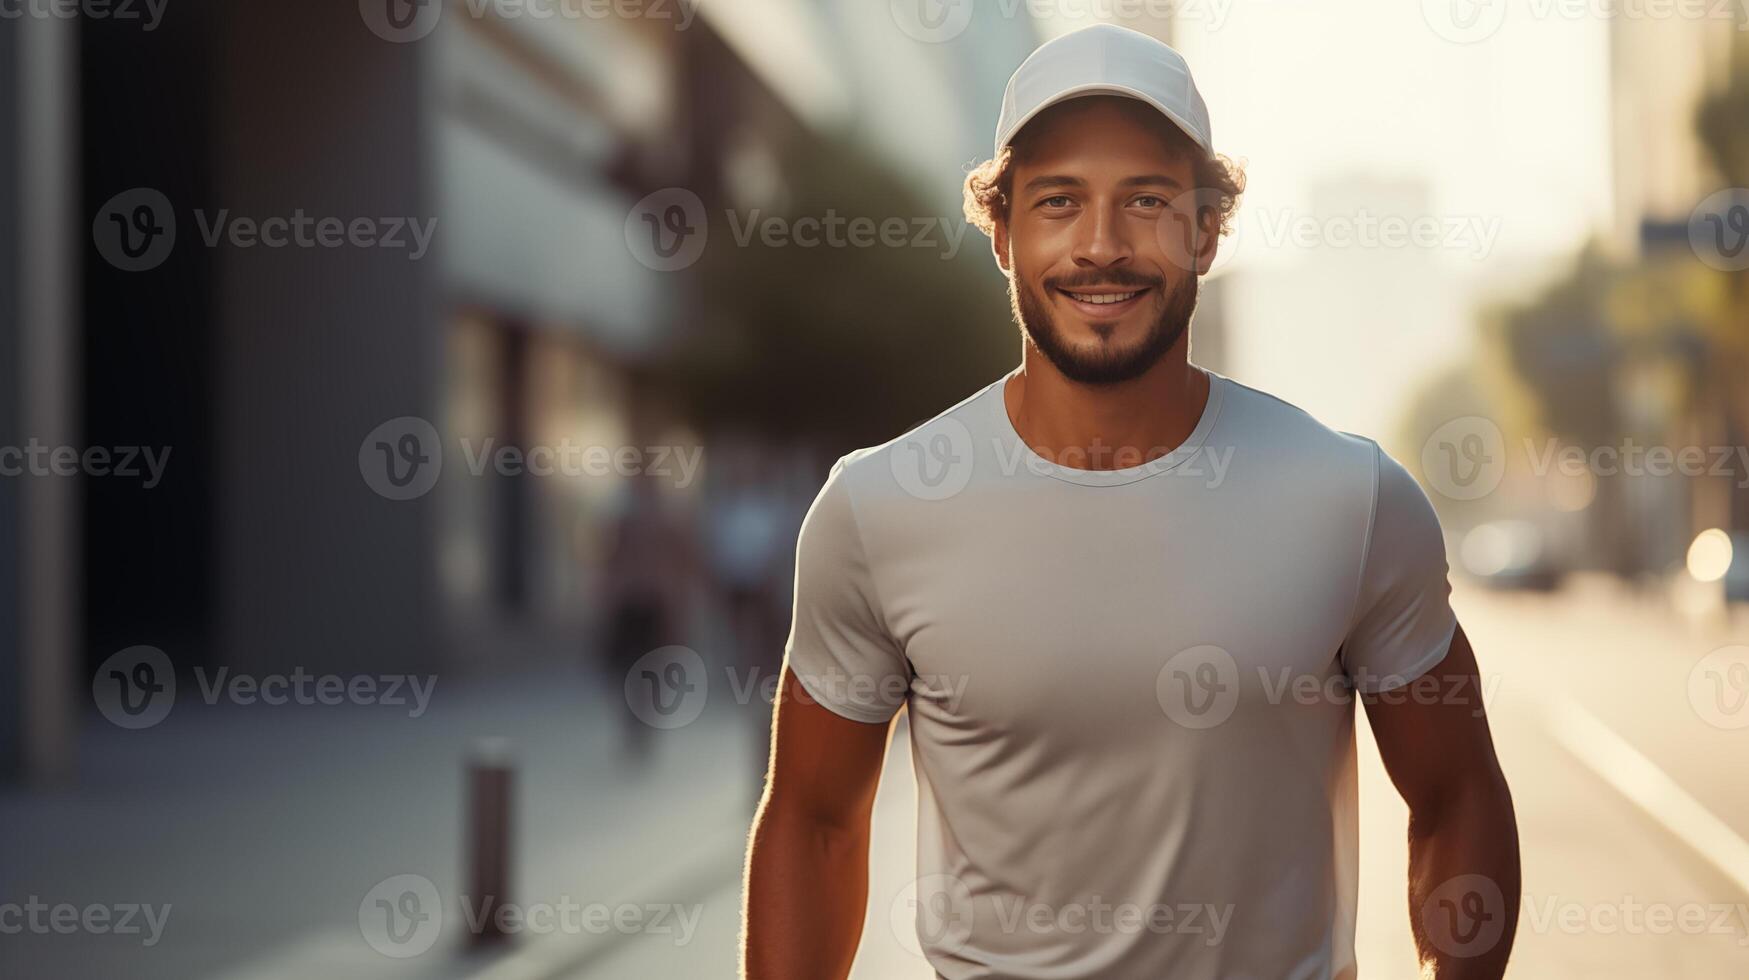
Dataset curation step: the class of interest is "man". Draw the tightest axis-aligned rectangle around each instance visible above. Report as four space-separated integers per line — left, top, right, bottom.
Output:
743 24 1518 980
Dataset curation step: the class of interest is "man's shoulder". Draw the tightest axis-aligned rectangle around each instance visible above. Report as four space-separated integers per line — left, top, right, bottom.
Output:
1213 372 1384 476
829 377 1004 487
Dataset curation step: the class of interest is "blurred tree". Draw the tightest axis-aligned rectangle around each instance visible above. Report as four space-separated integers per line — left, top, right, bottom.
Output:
1492 245 1646 574
1694 32 1749 535
1697 35 1749 193
673 132 1016 451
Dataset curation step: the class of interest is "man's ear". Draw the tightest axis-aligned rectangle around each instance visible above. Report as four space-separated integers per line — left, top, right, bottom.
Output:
992 216 1012 274
1193 209 1220 277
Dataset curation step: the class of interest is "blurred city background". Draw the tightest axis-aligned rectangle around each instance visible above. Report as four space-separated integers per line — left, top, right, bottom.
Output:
3 0 1749 976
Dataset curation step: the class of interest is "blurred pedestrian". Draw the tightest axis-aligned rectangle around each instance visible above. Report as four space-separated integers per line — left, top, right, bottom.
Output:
598 475 695 768
702 437 792 793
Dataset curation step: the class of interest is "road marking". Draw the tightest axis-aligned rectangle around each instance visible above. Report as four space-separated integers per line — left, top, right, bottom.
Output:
1547 693 1749 895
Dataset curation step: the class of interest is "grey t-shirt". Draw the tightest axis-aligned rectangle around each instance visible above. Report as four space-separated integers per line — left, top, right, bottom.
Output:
784 368 1458 980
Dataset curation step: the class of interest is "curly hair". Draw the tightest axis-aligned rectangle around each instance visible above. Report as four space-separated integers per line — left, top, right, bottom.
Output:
962 115 1247 245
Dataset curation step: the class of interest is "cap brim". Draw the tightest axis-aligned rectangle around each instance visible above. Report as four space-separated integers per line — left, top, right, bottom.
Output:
999 83 1211 156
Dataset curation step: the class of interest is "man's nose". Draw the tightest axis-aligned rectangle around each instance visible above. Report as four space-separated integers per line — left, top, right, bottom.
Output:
1070 203 1134 269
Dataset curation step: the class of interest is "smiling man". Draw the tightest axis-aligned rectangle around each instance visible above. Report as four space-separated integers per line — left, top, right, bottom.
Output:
742 24 1519 980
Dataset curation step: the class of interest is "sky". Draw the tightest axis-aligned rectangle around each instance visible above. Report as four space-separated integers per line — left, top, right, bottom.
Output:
1035 0 1619 434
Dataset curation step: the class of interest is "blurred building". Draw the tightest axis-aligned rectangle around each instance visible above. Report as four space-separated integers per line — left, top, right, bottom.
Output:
1 2 1043 780
1 13 79 780
1606 12 1738 258
1605 16 1745 575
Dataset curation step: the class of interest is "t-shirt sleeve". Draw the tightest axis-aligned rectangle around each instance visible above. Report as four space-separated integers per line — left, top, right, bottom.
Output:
781 455 911 723
1341 442 1459 693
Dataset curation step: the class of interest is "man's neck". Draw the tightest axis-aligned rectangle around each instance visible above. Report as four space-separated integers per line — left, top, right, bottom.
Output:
1002 351 1210 472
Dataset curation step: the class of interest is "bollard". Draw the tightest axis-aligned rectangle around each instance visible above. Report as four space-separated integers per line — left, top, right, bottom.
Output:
467 736 515 947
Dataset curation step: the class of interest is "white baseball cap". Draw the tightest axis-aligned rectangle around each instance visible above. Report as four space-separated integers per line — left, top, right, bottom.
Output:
994 24 1213 158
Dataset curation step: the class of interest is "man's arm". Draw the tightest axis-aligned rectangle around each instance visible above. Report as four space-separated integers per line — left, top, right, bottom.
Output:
1363 622 1520 978
741 667 894 980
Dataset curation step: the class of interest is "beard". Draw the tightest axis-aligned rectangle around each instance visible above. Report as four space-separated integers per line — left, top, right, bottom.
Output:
1009 265 1199 386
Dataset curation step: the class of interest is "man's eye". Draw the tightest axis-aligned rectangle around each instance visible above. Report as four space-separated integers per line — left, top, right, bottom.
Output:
1040 195 1073 208
1134 195 1165 208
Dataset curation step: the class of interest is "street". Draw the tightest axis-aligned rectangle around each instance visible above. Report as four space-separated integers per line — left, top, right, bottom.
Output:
597 579 1749 977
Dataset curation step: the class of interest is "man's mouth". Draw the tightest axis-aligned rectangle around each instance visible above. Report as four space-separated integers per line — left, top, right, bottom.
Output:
1054 285 1153 317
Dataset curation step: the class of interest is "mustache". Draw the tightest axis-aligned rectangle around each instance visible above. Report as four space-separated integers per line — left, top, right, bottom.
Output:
1043 270 1163 291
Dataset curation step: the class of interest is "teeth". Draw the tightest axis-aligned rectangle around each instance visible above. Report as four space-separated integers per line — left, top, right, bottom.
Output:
1068 290 1141 305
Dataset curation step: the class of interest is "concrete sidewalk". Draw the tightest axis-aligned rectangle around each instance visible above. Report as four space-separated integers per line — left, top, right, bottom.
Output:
1 657 764 980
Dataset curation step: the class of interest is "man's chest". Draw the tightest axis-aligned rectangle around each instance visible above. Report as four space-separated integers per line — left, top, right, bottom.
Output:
863 488 1368 734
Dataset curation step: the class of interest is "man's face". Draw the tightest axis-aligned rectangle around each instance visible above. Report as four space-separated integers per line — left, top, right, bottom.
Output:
995 97 1217 385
